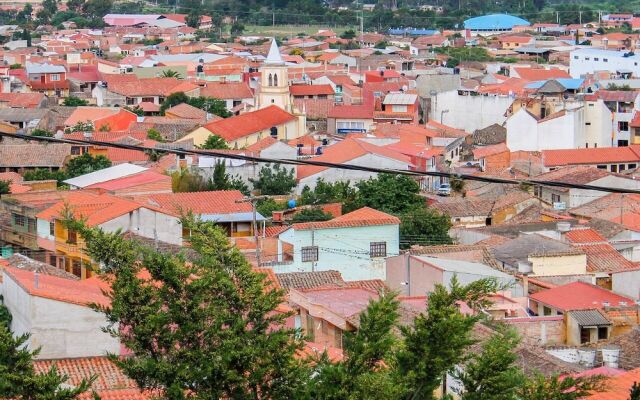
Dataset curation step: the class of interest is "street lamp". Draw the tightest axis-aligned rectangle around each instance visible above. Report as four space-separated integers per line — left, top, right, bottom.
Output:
440 109 449 124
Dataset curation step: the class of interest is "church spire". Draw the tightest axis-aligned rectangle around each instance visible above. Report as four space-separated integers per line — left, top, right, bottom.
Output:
265 38 284 65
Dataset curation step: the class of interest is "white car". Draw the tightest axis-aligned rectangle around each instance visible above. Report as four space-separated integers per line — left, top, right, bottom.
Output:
437 184 451 196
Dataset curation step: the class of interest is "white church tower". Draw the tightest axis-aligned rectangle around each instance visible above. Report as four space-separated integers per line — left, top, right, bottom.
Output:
258 39 292 111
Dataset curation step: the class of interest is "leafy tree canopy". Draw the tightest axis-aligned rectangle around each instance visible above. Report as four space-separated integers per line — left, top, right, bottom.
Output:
199 134 229 150
62 96 89 107
0 180 10 195
250 164 296 195
290 208 333 223
399 207 452 249
65 153 112 179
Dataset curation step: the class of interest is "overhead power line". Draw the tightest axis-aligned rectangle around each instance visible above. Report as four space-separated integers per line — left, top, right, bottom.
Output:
2 132 640 195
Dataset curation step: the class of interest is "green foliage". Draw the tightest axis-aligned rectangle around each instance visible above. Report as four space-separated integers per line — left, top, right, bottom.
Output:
31 129 53 137
518 373 606 400
399 207 452 249
9 63 21 69
71 216 309 398
159 92 231 118
256 198 288 217
340 29 356 39
65 121 94 133
62 96 89 106
161 69 183 79
21 29 31 47
82 0 112 18
0 325 95 399
309 291 403 399
124 105 144 116
455 327 524 400
435 47 493 67
630 381 640 400
200 134 230 150
450 177 466 194
299 179 359 213
397 276 503 399
146 128 164 142
208 161 250 195
171 168 210 193
230 21 245 35
0 297 11 328
185 4 202 29
65 153 112 179
250 164 296 195
606 83 634 91
0 180 10 195
291 208 333 223
23 169 68 186
355 174 423 214
374 40 389 49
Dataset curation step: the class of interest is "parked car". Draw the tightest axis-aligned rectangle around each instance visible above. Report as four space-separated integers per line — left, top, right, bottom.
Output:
437 183 451 196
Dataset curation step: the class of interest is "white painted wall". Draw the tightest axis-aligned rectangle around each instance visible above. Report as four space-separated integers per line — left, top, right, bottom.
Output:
570 48 640 78
612 269 640 299
507 106 585 151
2 273 120 359
432 90 513 132
274 224 400 281
584 100 614 148
297 153 412 194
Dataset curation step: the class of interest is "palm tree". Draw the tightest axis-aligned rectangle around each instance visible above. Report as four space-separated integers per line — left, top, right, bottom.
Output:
161 69 182 79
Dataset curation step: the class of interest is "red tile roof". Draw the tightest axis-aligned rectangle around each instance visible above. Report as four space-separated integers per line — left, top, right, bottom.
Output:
164 102 207 120
36 191 144 226
297 138 413 179
4 267 110 307
578 243 639 273
199 82 253 99
328 104 374 119
108 77 198 97
292 207 400 230
86 170 170 191
514 68 571 81
473 143 509 159
65 107 119 126
565 228 608 244
290 84 335 96
202 105 296 142
136 190 252 215
0 92 44 108
587 368 640 399
530 281 634 311
542 146 640 167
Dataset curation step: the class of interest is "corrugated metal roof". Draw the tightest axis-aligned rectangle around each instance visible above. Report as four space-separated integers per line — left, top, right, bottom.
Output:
570 309 612 327
64 163 147 188
382 93 417 105
26 62 66 74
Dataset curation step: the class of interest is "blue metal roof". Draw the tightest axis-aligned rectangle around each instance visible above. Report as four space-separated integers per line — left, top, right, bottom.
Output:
525 78 585 90
388 28 439 36
463 14 530 30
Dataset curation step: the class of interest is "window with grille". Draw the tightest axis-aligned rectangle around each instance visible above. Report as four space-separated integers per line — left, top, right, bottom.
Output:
301 246 318 262
370 242 387 258
49 222 55 236
13 213 25 227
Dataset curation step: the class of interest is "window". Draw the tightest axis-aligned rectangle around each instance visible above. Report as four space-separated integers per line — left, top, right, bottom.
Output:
619 140 630 146
126 97 135 105
72 260 82 277
49 221 55 236
50 74 60 81
612 164 618 173
585 57 590 60
141 97 154 103
573 56 579 60
317 94 327 99
268 73 273 87
306 314 315 341
67 229 78 244
551 194 561 203
370 241 387 258
585 122 591 126
629 163 637 169
301 246 318 262
273 73 278 86
543 306 552 316
580 328 591 344
619 121 630 131
336 121 365 131
334 328 343 348
597 165 607 169
27 218 36 233
604 58 608 62
13 213 25 227
392 105 408 112
321 320 329 335
594 57 599 61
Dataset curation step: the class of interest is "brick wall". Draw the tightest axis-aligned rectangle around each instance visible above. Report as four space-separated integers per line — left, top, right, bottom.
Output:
503 316 565 345
485 150 511 170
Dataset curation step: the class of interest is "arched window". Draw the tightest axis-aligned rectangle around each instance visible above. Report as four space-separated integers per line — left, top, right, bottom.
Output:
268 73 273 87
273 73 278 87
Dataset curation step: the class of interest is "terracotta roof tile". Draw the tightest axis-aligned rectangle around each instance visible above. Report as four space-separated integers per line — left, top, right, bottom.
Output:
0 92 44 108
530 281 634 311
201 105 296 142
108 77 198 97
543 146 640 167
276 270 345 290
164 102 207 120
587 368 640 399
514 67 571 81
292 207 399 230
0 144 71 168
290 84 335 96
4 267 110 307
135 190 251 215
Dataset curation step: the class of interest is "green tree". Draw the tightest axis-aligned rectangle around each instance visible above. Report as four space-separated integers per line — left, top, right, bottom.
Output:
0 180 10 196
21 29 31 47
82 0 112 18
208 161 249 195
455 327 524 400
200 134 230 150
399 207 452 249
62 96 89 106
188 96 231 118
256 198 288 217
23 169 68 186
161 69 183 79
291 208 333 223
0 325 94 399
171 168 210 192
159 92 189 114
66 0 85 13
630 382 640 400
518 373 605 400
299 179 358 212
355 174 423 214
397 276 502 399
0 298 11 327
146 128 164 142
66 121 93 133
340 29 356 39
31 129 53 137
230 22 245 35
309 291 403 399
374 40 389 49
450 177 466 195
250 164 296 195
65 153 111 178
68 216 309 399
185 8 202 29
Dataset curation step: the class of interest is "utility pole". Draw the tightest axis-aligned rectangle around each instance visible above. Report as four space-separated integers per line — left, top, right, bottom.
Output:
236 195 270 267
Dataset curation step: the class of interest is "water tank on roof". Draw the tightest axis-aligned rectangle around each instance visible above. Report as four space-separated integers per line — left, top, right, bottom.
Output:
601 346 621 369
556 222 571 233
